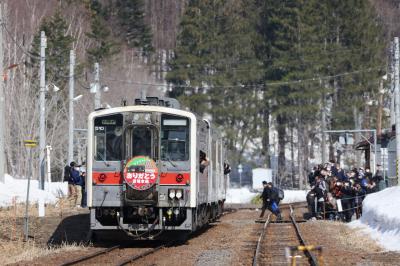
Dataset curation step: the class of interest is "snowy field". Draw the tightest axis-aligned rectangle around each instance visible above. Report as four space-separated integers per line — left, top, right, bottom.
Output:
225 187 307 204
349 186 400 251
0 175 67 207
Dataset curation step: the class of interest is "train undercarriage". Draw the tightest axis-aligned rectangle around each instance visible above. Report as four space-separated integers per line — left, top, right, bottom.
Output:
90 202 224 240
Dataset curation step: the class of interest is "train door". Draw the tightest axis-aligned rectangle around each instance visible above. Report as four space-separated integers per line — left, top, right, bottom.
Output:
124 125 159 161
123 124 159 202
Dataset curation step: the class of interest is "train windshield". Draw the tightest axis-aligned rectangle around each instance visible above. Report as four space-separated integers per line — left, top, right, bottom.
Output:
161 115 189 161
131 126 152 158
94 114 123 161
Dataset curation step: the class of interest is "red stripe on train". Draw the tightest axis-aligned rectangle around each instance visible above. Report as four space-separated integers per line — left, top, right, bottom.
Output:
159 172 190 185
92 172 122 184
92 172 190 185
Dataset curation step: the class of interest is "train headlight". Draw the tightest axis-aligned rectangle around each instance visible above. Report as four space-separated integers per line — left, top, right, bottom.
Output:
133 113 140 121
143 113 151 122
169 189 176 199
175 189 183 199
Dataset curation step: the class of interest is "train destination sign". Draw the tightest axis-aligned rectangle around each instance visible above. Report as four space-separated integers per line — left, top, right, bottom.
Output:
124 156 158 190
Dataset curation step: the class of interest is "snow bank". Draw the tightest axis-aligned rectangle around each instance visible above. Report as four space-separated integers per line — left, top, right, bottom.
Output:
225 187 307 204
348 186 400 251
0 174 68 207
281 190 308 204
226 188 257 204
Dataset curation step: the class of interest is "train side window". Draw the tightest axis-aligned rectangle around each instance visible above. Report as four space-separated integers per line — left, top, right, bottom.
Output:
200 150 209 173
161 115 189 161
94 114 123 161
95 135 106 161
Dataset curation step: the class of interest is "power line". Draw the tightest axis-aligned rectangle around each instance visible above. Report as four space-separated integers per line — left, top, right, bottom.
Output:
102 66 384 89
164 51 383 72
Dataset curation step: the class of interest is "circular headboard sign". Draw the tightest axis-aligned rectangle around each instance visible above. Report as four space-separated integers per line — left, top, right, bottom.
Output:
124 156 158 190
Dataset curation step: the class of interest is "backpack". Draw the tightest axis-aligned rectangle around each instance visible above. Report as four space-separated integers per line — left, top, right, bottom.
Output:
272 187 284 201
277 188 284 200
63 165 71 182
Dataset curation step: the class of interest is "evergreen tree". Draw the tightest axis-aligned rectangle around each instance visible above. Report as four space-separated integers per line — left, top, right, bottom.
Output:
86 15 119 64
257 0 304 177
167 0 263 163
116 0 154 56
86 1 118 64
30 11 75 91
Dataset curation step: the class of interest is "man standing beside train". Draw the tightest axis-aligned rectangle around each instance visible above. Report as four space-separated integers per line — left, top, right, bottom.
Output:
70 163 84 208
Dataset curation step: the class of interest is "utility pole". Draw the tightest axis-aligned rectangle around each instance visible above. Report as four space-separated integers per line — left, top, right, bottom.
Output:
391 41 396 128
321 79 326 164
39 31 46 190
377 80 384 137
394 37 400 185
0 4 5 183
68 50 75 164
94 62 100 109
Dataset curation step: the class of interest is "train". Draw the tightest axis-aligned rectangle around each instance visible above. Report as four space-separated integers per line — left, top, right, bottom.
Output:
86 96 230 239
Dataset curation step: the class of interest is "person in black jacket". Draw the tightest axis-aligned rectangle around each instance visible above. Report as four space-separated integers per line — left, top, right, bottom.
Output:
71 165 83 208
66 162 76 206
340 180 355 222
259 182 282 220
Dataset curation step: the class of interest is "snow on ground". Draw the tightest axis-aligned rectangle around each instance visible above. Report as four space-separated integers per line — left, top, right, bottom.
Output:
0 174 68 207
281 190 308 204
348 186 400 251
225 187 307 204
226 188 257 204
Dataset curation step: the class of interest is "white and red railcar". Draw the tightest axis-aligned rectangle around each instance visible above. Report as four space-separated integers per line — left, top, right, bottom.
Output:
86 97 229 239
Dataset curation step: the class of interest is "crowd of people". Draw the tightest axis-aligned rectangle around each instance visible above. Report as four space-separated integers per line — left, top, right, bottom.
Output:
307 161 384 222
64 161 86 208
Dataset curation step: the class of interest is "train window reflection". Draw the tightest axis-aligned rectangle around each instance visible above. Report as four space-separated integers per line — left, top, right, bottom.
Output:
131 126 152 158
161 115 189 161
94 114 123 161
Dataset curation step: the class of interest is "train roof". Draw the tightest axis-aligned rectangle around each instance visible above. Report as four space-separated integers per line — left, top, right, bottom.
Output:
88 105 196 121
88 96 223 138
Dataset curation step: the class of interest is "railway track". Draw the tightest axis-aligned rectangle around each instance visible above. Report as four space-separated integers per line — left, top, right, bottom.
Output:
115 240 175 266
253 204 322 266
59 240 174 266
60 245 120 266
58 209 238 266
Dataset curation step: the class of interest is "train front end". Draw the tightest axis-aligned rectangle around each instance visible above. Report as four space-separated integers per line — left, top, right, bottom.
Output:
86 104 197 239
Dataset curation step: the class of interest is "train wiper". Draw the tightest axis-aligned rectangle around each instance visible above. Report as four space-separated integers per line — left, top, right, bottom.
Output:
165 156 177 168
97 152 110 167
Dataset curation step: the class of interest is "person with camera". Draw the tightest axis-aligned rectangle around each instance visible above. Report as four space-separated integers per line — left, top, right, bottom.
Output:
70 162 84 208
340 177 356 222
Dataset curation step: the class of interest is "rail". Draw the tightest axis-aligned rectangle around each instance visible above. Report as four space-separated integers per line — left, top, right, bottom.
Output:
116 240 175 266
252 213 271 266
289 205 320 266
59 207 235 266
60 245 120 266
252 204 322 266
